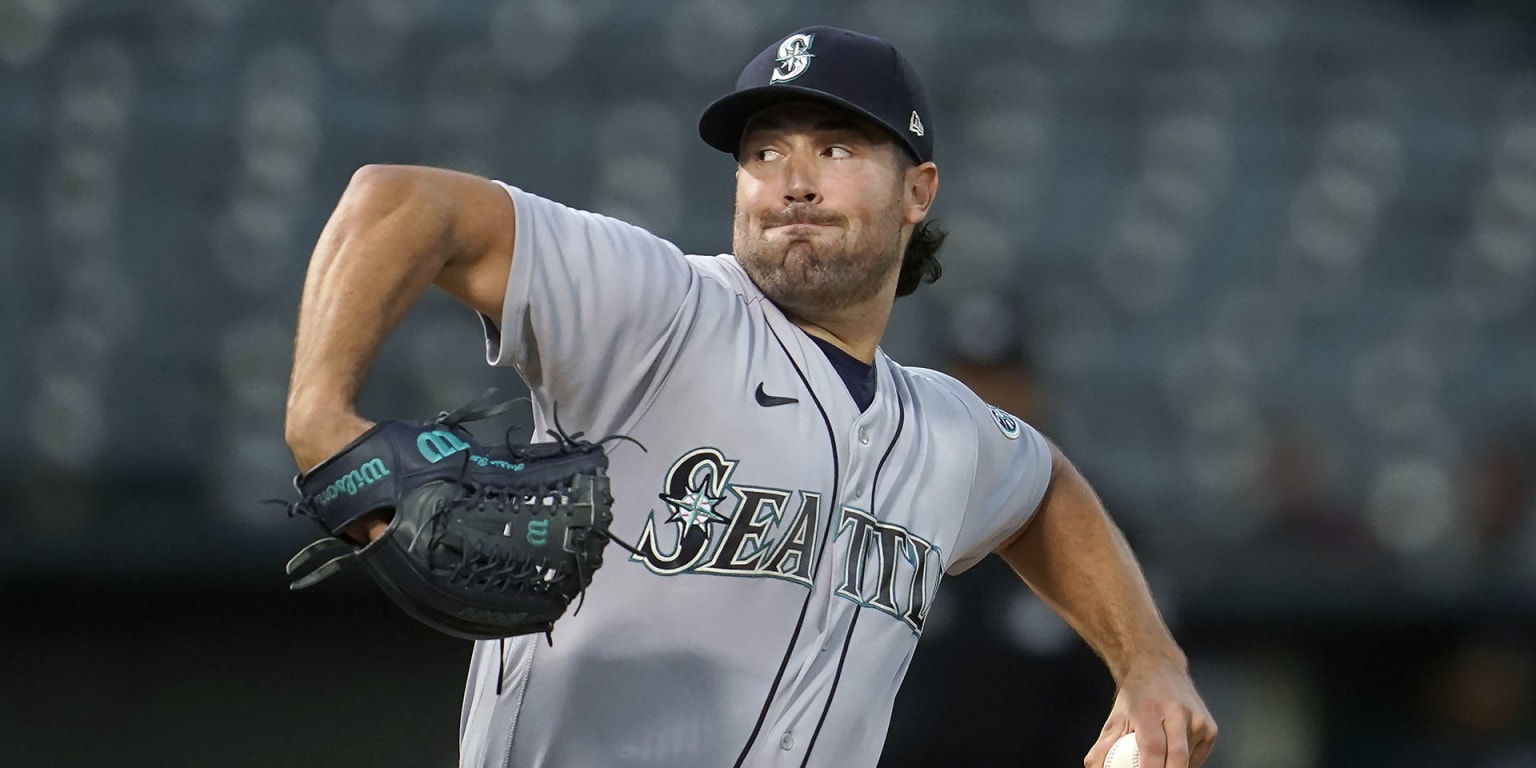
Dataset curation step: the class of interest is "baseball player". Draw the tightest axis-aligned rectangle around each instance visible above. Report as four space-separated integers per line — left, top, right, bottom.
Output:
284 25 1217 768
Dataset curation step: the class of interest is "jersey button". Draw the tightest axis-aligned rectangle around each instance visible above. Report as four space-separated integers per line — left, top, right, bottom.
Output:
780 731 794 750
858 428 870 445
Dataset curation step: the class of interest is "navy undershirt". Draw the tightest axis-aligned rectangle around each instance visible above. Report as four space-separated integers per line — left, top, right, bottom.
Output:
808 335 876 412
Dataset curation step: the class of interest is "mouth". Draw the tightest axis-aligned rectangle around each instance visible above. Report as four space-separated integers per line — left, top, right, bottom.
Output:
763 223 834 245
761 207 843 232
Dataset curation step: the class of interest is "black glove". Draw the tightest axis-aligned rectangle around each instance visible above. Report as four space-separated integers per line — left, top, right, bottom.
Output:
279 394 617 640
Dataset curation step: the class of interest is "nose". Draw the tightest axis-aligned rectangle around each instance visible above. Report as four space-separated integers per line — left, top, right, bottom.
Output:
781 153 820 205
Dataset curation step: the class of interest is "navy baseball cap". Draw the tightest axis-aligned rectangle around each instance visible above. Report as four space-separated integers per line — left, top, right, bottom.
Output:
698 26 935 164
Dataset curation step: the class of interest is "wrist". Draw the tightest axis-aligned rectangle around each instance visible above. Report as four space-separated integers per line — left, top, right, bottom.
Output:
284 401 372 472
1114 644 1188 685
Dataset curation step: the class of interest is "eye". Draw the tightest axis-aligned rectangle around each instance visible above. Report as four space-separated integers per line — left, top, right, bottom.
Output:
824 145 852 159
754 147 784 162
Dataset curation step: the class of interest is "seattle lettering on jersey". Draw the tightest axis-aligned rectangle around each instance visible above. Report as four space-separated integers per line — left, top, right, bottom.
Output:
631 447 944 633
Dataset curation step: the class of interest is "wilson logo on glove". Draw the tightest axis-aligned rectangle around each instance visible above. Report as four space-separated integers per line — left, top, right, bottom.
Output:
314 458 390 505
417 429 471 463
271 391 641 641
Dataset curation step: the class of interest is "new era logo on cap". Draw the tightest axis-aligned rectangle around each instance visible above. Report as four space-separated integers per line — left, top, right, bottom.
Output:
698 26 936 164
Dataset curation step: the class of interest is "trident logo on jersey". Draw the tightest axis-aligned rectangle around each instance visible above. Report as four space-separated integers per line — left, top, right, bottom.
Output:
769 33 815 83
633 448 816 582
632 447 943 633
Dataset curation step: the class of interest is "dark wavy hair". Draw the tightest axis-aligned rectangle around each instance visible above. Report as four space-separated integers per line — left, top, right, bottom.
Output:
892 151 945 297
896 219 946 297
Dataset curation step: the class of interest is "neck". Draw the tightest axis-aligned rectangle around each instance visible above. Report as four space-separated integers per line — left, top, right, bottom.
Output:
783 293 893 364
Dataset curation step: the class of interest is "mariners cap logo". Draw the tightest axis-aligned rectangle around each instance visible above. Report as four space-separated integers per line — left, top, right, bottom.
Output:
769 33 815 83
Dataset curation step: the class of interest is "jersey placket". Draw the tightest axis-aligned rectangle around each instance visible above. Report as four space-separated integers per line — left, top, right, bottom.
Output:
758 359 897 767
824 358 893 628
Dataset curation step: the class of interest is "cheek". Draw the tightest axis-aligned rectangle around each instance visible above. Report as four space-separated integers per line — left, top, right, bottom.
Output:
848 197 898 235
734 180 767 222
838 173 899 223
737 168 775 201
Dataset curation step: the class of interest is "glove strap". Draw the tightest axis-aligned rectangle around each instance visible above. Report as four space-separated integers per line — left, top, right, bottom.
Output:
434 389 528 427
285 528 394 590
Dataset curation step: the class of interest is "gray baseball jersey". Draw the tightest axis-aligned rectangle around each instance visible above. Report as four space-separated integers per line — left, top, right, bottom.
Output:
458 183 1053 768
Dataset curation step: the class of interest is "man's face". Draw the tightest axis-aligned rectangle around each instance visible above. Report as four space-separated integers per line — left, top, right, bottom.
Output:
732 101 914 317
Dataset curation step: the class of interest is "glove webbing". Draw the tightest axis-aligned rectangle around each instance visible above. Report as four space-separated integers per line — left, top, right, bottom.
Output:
275 392 645 591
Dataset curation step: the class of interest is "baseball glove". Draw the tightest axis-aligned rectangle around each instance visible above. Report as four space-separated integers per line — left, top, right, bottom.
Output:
278 393 621 641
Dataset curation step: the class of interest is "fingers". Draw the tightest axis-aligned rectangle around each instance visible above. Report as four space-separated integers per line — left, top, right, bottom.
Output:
343 512 393 543
1158 707 1220 768
1085 716 1210 768
1191 737 1215 768
1161 713 1193 768
1083 718 1127 768
1130 712 1192 768
1088 677 1218 768
1189 714 1219 767
1136 718 1169 768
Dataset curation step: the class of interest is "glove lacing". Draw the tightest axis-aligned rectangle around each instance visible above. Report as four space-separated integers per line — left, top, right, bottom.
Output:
277 391 645 637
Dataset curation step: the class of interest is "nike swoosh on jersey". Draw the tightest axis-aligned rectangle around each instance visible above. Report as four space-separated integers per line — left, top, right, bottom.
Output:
754 383 799 407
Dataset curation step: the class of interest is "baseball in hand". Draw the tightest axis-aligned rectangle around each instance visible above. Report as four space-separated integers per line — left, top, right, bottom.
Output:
1103 732 1140 768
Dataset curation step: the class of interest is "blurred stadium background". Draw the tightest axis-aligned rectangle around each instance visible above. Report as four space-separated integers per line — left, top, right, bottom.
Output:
3 0 1535 765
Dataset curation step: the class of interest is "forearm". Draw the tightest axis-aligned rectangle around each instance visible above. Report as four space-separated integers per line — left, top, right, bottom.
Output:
999 448 1184 684
285 165 456 459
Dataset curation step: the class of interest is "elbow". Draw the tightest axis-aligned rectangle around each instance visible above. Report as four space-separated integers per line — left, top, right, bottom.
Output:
343 164 423 211
349 162 412 188
333 164 454 243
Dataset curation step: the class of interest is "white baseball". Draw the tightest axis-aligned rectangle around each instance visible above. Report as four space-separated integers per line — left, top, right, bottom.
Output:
1103 732 1140 768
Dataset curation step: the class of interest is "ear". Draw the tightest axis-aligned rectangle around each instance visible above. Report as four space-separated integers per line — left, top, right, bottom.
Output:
903 161 938 226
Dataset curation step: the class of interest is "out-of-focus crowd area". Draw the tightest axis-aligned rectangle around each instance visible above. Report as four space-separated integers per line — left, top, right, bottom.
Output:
1 0 1533 765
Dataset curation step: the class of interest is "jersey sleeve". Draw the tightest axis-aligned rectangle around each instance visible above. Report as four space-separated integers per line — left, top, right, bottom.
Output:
479 182 699 431
944 394 1054 575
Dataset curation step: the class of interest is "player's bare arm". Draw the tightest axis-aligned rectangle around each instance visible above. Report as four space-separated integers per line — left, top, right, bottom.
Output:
996 444 1218 768
284 165 514 536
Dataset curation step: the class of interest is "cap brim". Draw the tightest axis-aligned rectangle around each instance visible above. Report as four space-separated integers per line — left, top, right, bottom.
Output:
698 85 914 161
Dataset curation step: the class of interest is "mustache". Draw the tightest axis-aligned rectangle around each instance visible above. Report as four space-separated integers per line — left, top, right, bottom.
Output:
760 206 845 229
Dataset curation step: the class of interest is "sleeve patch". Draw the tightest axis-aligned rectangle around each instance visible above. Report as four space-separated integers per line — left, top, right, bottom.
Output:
988 406 1022 440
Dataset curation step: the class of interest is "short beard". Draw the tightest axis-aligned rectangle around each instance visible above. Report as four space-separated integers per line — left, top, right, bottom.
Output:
733 205 904 318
